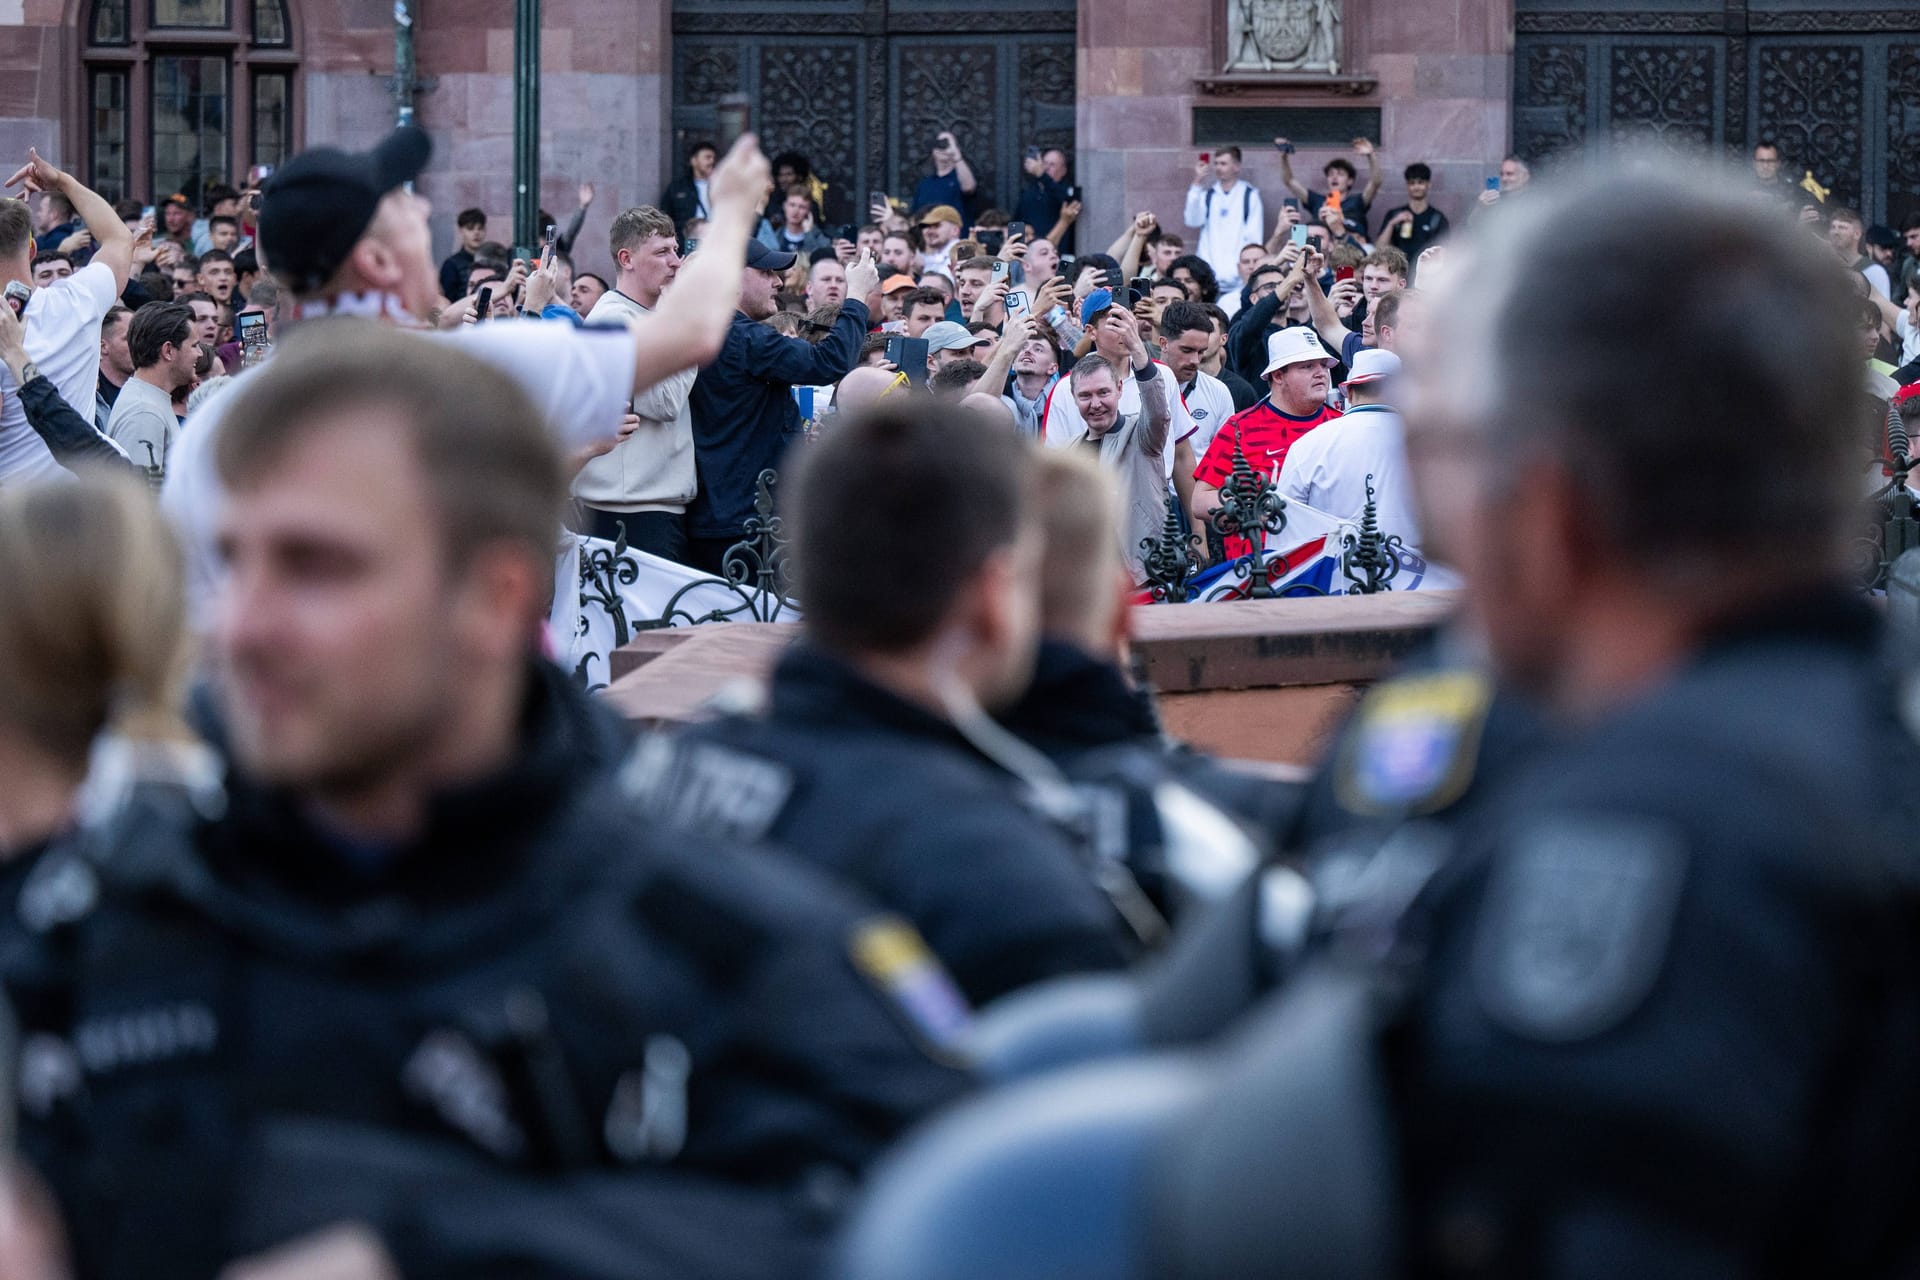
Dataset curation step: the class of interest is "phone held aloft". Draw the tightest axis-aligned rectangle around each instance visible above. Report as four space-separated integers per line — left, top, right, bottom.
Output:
237 312 271 368
4 281 29 318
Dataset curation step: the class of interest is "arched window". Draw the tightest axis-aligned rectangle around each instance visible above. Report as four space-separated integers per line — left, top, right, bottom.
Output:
83 0 298 206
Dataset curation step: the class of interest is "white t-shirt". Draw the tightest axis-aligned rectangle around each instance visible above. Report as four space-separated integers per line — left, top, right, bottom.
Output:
161 315 640 623
0 261 119 486
1896 310 1920 367
1180 369 1237 460
1275 402 1425 554
1042 359 1196 479
1864 261 1892 301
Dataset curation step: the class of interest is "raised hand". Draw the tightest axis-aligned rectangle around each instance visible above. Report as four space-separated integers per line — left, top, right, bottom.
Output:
578 181 595 208
1133 210 1158 236
1352 137 1375 157
4 148 65 197
708 134 774 220
844 249 881 304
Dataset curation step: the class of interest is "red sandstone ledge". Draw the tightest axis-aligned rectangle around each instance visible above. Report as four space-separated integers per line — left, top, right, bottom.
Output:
600 592 1461 732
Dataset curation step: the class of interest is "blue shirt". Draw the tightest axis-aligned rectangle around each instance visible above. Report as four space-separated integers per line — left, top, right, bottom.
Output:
912 169 967 216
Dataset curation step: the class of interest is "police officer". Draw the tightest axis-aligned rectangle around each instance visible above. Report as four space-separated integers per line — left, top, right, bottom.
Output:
622 400 1142 1006
835 162 1920 1278
992 449 1301 921
11 327 973 1280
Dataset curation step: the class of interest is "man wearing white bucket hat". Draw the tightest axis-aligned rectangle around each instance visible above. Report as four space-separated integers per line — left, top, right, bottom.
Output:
1188 324 1342 541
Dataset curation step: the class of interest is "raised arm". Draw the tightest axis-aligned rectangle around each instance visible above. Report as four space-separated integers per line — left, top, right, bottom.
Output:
972 313 1035 397
1274 138 1311 203
6 149 133 294
1302 254 1356 353
0 303 133 473
1354 137 1383 205
624 135 769 394
1126 327 1171 459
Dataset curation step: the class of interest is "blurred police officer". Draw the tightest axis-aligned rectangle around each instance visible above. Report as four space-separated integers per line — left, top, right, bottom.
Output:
13 326 971 1280
836 161 1920 1279
993 450 1299 920
622 401 1142 1006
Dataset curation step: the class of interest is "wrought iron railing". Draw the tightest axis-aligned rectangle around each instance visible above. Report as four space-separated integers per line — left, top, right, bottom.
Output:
1861 404 1920 593
1140 430 1407 603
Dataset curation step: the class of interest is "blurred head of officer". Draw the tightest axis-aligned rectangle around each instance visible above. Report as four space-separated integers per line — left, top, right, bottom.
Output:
1409 163 1860 710
0 471 192 854
1030 449 1131 665
786 400 1043 714
211 320 566 838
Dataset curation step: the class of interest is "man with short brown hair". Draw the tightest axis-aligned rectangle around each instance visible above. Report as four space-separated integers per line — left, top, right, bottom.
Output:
574 204 698 559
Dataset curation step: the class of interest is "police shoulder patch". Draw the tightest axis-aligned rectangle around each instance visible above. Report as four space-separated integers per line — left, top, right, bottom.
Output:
1334 671 1492 818
848 916 973 1063
1472 816 1688 1044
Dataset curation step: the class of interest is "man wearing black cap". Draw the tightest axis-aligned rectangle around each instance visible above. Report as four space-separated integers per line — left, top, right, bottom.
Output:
683 241 880 574
159 125 774 621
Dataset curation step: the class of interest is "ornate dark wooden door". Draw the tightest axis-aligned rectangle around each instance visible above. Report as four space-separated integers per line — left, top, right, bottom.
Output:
670 0 1076 226
1514 0 1920 227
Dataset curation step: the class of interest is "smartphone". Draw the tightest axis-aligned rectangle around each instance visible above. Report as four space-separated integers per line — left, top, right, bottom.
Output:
1005 288 1032 323
1199 152 1211 164
1334 265 1356 283
4 281 28 318
1282 196 1301 212
1275 140 1295 155
1006 221 1027 242
992 260 1011 285
683 238 700 256
1025 146 1041 162
236 309 270 366
931 135 948 155
885 335 930 386
1129 274 1155 297
1486 176 1500 191
1101 266 1123 291
978 231 1004 255
1289 225 1310 248
869 190 891 214
1063 186 1080 203
474 285 494 323
1326 189 1343 211
540 223 557 270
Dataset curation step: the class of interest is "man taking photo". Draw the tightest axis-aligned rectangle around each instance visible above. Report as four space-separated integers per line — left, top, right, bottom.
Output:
685 241 879 573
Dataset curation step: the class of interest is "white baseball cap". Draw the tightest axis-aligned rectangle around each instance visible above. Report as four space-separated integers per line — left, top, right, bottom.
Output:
1342 348 1402 386
1260 326 1336 377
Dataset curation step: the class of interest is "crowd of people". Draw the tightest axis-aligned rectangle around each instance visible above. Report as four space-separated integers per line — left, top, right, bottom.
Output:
0 113 1916 1280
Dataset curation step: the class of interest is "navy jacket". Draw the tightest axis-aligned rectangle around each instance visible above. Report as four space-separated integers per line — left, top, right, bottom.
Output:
626 645 1138 1004
686 302 868 541
13 661 970 1280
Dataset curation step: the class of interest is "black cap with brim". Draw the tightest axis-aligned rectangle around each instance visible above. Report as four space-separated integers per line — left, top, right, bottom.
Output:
745 240 798 273
256 126 432 295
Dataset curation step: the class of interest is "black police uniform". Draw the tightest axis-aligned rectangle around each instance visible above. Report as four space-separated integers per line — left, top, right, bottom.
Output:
10 661 973 1280
995 638 1304 919
833 589 1920 1279
622 644 1138 1006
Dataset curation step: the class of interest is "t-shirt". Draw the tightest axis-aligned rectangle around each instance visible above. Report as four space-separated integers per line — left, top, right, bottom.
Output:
1375 204 1449 271
1180 370 1238 459
1195 396 1341 490
0 261 119 486
1275 402 1423 554
1897 311 1920 367
1306 189 1372 238
1862 260 1892 301
104 376 179 478
1195 395 1341 559
912 169 967 217
162 312 640 623
1041 360 1195 480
